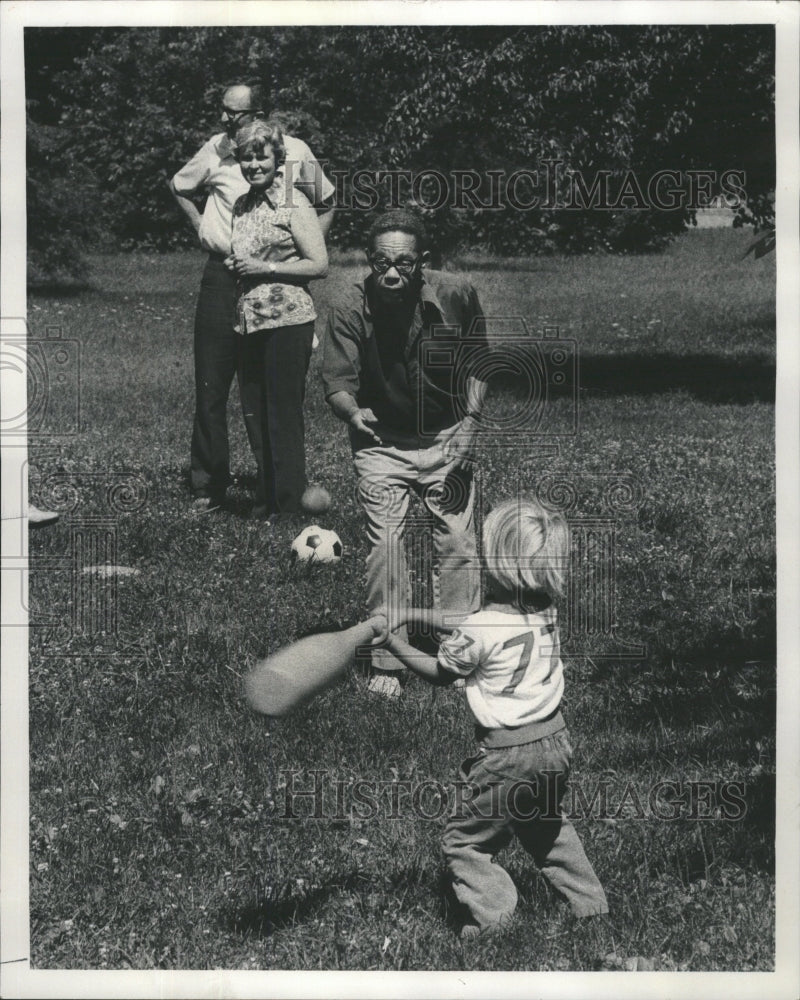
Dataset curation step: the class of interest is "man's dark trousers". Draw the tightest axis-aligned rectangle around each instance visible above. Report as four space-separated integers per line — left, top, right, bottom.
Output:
190 255 238 500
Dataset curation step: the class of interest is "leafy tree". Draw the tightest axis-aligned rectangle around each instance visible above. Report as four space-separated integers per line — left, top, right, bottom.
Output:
26 109 97 286
25 25 775 262
25 31 103 284
378 25 774 253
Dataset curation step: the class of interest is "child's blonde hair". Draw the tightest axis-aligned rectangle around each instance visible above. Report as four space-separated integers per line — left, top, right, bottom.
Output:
482 498 569 603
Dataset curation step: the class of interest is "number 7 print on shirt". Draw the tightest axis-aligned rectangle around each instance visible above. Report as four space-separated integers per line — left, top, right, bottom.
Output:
501 623 559 694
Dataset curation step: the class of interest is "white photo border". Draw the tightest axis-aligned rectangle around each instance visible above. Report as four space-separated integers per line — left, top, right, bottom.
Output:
2 3 797 998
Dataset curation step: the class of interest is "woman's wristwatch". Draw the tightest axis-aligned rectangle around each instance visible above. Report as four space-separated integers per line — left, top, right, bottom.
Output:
266 262 277 277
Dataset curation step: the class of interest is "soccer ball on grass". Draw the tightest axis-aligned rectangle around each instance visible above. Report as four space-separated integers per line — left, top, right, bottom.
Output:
290 525 343 564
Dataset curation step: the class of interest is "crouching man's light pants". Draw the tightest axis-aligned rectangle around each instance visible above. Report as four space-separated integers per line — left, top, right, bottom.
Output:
352 431 481 673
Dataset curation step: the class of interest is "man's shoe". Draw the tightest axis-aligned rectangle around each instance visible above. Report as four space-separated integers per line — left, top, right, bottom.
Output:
367 673 402 698
28 504 59 527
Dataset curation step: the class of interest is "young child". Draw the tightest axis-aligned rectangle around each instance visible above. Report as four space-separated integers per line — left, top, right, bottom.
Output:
380 498 608 937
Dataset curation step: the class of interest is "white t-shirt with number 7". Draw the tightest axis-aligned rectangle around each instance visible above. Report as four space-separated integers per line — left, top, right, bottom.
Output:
437 607 565 729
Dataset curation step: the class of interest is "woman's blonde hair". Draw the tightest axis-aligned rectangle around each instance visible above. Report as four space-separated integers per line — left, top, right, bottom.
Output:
482 498 569 603
234 118 286 167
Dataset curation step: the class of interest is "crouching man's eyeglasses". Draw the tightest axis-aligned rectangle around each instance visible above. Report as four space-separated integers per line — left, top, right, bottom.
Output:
369 255 420 277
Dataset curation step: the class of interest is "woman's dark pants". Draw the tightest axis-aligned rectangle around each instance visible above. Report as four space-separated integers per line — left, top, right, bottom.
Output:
237 321 315 518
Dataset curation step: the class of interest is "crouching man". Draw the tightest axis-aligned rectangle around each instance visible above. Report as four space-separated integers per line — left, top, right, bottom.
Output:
322 210 489 696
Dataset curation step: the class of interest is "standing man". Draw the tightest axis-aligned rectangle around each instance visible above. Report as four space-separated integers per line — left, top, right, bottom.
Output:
322 210 489 697
170 82 335 511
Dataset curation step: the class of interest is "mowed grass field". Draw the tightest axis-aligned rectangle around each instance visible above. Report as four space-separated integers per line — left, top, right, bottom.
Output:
27 228 775 971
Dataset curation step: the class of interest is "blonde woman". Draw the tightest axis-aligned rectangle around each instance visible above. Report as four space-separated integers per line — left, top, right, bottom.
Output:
226 119 328 519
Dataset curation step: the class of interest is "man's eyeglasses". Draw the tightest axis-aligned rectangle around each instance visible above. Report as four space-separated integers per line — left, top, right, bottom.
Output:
221 106 253 121
369 255 420 277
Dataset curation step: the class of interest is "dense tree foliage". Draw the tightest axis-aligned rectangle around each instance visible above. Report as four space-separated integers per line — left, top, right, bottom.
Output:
26 111 98 284
25 25 774 276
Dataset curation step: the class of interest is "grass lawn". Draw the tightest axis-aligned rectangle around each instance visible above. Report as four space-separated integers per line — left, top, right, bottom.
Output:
26 227 775 971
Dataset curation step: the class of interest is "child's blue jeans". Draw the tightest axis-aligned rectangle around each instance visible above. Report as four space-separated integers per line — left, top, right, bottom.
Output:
443 726 608 932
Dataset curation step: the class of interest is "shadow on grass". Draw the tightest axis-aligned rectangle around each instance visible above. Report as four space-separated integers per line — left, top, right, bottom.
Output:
442 257 558 273
224 864 441 939
729 771 775 872
28 279 93 297
224 872 371 939
596 654 775 733
659 772 775 883
498 352 774 404
591 655 776 876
